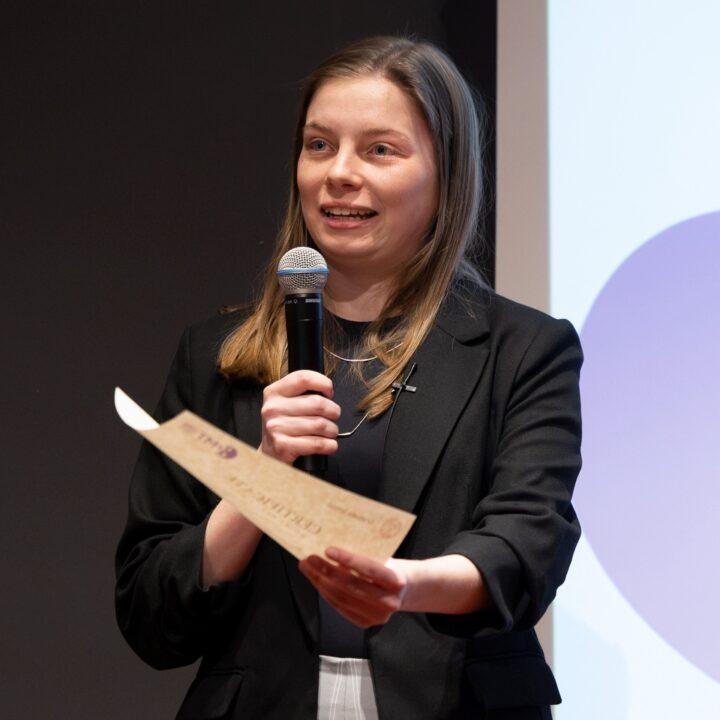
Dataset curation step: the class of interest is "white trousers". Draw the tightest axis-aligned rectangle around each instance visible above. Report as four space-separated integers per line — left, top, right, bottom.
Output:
317 655 380 720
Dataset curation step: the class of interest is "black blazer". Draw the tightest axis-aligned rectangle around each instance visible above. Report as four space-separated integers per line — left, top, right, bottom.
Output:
115 287 583 720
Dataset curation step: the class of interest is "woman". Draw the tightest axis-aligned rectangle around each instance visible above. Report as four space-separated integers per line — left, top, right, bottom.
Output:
115 36 583 720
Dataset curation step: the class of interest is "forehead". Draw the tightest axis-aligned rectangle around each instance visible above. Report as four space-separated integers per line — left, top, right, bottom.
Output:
304 75 429 138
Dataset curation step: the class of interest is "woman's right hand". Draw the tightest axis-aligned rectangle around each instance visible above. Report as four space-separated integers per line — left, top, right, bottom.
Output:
260 370 341 464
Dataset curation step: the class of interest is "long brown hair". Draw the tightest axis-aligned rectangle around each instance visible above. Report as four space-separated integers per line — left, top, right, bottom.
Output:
218 36 488 417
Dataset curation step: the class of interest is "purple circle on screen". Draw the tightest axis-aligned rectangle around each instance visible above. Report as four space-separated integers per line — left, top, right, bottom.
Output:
576 210 720 682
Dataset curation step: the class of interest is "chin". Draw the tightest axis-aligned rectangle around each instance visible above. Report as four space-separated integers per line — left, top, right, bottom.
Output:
312 235 380 262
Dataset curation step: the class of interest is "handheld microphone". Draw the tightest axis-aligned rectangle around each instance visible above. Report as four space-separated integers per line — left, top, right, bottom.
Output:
276 247 329 476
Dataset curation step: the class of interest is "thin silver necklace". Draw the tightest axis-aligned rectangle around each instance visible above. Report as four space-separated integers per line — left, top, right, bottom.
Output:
324 343 402 363
337 411 370 437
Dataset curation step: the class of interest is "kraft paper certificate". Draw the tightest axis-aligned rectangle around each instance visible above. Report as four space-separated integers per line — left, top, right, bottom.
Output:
114 388 415 561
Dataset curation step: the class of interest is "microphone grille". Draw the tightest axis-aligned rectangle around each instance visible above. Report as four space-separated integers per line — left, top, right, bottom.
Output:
277 247 328 294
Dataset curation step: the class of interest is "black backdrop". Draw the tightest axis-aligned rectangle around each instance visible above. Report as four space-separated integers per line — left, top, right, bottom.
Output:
1 2 496 716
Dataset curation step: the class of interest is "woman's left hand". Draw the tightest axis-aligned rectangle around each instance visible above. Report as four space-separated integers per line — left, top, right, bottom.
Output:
299 547 409 628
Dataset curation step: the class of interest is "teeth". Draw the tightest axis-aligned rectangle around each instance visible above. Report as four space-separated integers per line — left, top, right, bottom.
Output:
324 208 375 218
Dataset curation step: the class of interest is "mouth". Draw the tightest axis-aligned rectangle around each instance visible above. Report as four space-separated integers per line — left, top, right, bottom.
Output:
321 206 378 221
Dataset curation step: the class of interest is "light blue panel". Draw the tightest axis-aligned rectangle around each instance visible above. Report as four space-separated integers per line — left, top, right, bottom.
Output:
548 1 720 717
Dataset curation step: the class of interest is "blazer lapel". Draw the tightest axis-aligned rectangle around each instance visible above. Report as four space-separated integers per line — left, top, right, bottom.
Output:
377 292 491 514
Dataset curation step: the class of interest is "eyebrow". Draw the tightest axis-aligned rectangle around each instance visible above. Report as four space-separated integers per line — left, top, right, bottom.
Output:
303 122 410 143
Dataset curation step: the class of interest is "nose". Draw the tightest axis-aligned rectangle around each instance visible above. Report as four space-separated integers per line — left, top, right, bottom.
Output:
326 147 362 189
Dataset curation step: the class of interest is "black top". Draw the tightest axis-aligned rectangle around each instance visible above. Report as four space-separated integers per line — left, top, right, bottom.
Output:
318 314 393 657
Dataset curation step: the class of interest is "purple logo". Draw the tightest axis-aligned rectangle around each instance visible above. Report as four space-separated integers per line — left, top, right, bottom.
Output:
576 210 720 682
180 421 238 460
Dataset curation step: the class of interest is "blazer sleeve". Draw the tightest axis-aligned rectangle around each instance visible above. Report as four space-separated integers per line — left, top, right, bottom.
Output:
427 317 583 638
114 326 252 669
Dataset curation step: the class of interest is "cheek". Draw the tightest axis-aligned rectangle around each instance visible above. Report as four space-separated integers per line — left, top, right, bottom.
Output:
383 169 438 219
296 159 319 202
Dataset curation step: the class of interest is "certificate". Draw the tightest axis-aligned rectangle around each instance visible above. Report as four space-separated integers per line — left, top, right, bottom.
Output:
115 388 415 561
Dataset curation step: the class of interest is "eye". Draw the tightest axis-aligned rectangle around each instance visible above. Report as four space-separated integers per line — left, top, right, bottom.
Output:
307 139 328 152
371 143 394 157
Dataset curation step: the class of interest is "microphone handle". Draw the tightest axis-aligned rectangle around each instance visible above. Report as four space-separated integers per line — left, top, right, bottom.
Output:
284 293 327 476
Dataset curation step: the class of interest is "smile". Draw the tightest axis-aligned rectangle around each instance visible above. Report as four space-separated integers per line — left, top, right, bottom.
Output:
322 208 378 219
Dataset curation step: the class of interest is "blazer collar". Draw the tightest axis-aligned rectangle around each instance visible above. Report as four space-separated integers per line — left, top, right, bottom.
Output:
433 286 492 344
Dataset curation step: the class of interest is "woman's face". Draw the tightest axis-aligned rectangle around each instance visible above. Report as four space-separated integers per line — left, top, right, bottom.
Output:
297 75 439 276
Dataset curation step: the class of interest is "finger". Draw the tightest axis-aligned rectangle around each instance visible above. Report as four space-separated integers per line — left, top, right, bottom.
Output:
311 577 378 628
267 370 334 399
263 395 341 421
271 435 338 459
325 548 404 591
303 557 376 599
316 578 399 627
322 580 400 618
301 557 400 609
305 556 397 607
265 416 339 439
299 564 391 626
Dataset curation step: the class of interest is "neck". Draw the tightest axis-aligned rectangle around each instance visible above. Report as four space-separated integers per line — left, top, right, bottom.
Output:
323 265 398 321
